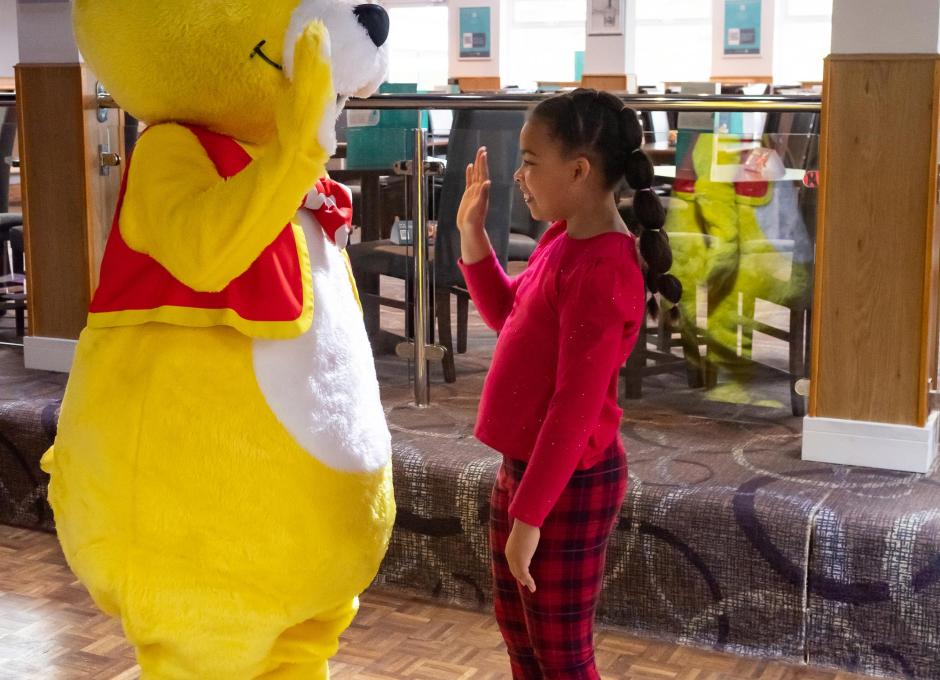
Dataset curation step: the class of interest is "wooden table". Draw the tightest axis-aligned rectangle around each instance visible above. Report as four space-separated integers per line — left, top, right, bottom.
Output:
642 141 676 166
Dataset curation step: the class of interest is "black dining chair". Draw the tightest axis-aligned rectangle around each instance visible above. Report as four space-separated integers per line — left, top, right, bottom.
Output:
0 105 26 336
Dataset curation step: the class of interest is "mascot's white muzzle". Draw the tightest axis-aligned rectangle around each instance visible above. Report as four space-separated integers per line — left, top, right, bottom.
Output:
283 0 389 98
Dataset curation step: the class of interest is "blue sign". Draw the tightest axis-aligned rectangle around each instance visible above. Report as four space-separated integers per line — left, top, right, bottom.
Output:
724 0 761 56
459 7 491 59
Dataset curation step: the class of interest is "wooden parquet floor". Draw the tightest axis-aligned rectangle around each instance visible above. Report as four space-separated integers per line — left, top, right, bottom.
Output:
0 525 875 680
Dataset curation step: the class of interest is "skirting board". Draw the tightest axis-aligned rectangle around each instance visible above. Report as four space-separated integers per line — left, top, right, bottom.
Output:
24 336 77 373
802 411 939 473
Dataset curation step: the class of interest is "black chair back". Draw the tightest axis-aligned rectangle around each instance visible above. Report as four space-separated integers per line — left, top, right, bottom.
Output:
434 109 525 288
0 106 17 213
763 111 819 169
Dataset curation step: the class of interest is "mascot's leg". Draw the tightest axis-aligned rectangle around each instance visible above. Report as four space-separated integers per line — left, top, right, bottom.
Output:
125 589 358 679
258 598 360 679
45 325 392 680
40 444 128 621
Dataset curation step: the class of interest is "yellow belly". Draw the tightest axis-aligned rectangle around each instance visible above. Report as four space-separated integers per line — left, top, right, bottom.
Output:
44 322 395 657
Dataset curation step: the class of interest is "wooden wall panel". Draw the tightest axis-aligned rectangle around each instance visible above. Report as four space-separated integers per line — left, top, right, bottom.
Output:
581 74 628 91
708 75 773 85
15 63 121 339
456 77 500 92
16 64 89 339
927 60 940 408
810 55 940 426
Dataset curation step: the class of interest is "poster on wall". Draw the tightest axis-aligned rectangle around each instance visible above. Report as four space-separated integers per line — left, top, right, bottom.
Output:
588 0 624 36
724 0 762 56
458 7 491 60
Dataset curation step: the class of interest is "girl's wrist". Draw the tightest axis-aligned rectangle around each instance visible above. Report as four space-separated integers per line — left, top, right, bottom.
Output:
460 247 491 266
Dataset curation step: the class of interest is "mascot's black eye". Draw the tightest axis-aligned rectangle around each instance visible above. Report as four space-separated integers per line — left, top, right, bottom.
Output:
353 4 389 47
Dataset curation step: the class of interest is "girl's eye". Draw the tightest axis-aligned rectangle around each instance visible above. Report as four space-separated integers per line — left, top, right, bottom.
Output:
522 160 533 166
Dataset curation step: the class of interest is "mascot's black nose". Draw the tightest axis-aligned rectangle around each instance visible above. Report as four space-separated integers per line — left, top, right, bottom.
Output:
353 4 389 47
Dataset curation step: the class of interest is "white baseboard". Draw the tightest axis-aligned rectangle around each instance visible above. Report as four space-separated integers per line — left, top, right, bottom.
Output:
802 411 939 473
23 336 77 373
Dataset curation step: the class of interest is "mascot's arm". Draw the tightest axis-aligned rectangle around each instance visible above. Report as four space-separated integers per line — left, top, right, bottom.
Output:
119 125 324 292
119 23 333 293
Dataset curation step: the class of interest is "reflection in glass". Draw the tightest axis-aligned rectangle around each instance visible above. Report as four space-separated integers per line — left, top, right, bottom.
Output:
663 121 817 414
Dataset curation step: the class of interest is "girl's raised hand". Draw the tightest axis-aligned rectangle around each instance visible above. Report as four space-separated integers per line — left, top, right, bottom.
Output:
456 146 491 234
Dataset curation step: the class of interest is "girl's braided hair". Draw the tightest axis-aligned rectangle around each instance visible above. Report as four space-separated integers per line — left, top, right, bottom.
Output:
530 88 681 319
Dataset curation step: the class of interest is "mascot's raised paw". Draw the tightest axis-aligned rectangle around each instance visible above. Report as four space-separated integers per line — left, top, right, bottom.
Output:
40 2 395 679
276 20 336 160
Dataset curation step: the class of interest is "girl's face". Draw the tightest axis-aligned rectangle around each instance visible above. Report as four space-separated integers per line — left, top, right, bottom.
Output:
513 119 583 222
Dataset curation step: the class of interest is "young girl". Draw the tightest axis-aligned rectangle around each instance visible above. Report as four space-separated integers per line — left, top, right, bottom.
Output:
456 89 681 679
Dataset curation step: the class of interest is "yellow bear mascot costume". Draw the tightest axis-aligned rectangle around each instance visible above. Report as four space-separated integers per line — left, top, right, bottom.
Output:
39 2 395 678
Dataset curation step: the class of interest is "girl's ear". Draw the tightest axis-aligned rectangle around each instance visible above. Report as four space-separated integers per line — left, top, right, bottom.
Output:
572 155 592 182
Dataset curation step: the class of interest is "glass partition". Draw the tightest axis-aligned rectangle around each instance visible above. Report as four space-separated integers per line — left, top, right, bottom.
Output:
651 120 818 417
334 93 820 417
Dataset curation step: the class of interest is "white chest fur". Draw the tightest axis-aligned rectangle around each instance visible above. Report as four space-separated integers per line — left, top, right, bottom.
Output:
251 212 390 473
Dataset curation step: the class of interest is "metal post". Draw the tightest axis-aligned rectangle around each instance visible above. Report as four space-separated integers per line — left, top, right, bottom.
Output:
392 130 446 407
411 127 430 406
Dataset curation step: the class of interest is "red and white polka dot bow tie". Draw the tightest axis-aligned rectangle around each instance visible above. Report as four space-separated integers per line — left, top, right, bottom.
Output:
302 178 354 249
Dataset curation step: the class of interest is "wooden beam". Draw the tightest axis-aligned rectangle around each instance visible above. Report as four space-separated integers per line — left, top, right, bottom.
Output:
810 54 940 427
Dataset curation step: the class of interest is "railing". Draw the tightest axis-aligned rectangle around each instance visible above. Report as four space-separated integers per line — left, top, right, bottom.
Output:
89 90 821 114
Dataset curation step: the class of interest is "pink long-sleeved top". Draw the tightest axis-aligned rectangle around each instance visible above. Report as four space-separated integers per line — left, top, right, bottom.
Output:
458 221 646 527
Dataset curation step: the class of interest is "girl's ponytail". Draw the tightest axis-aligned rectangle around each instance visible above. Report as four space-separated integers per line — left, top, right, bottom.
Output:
620 107 681 319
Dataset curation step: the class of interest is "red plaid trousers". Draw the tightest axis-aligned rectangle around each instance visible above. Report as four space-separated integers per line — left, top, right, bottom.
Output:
490 440 628 679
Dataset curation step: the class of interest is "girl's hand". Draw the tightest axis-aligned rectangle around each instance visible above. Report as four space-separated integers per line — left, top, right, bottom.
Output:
505 518 540 592
456 146 491 234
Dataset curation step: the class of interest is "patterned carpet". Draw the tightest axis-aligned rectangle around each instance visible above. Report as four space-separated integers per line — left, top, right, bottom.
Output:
0 288 937 679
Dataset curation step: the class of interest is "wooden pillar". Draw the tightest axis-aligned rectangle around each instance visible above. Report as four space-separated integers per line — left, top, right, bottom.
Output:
803 54 940 472
15 62 122 368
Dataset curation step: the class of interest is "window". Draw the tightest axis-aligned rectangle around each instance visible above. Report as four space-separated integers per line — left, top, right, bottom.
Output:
774 0 832 83
785 0 832 18
512 0 584 24
635 0 710 22
503 0 585 88
634 0 712 85
381 4 450 91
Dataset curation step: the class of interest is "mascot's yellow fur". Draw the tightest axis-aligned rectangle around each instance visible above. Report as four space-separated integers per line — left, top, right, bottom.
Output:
40 2 395 678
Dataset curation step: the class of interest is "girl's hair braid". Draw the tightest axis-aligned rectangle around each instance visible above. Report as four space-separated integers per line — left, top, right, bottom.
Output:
530 89 681 319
